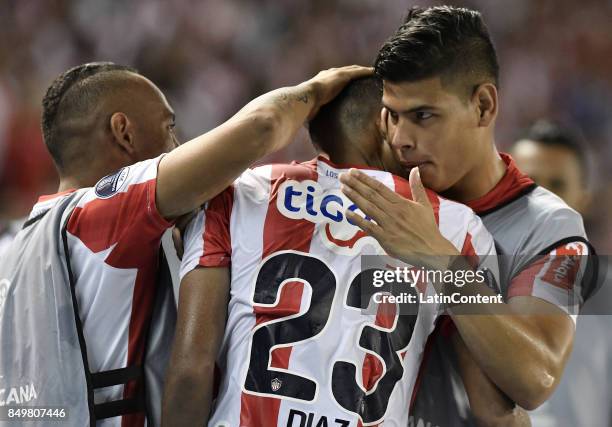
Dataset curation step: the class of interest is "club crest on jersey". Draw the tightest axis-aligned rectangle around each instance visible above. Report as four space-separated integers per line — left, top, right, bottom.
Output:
271 377 282 392
95 167 129 199
277 179 382 255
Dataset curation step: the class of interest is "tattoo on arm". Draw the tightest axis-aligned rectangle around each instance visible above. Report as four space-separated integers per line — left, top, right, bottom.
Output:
275 88 311 107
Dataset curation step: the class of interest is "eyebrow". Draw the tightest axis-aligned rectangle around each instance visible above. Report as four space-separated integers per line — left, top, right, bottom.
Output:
382 103 437 114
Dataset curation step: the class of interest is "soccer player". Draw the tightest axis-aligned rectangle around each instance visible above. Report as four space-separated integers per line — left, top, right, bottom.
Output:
512 120 611 427
0 62 370 426
338 6 596 426
512 120 591 213
162 77 507 426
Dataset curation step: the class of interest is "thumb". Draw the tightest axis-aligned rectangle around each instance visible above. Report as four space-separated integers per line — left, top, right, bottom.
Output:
409 167 431 207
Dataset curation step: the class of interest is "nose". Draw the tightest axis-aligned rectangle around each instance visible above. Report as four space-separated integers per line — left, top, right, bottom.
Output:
388 120 416 152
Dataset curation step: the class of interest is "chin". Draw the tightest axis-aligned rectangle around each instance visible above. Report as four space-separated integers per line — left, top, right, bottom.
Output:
419 168 443 192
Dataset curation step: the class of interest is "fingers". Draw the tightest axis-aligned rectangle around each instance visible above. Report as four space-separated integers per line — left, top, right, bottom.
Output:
340 182 388 226
311 66 374 106
345 210 383 239
341 169 407 205
409 167 431 208
339 65 374 80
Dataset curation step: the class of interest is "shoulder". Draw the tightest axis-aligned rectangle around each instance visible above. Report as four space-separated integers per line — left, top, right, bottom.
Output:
520 186 585 239
484 186 586 248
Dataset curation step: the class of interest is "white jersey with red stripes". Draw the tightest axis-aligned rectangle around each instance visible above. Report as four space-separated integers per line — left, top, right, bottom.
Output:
27 156 173 427
180 157 497 427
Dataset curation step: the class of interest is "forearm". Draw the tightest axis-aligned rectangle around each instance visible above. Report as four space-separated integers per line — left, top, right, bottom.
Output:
162 267 229 426
443 259 573 409
156 82 317 219
454 334 531 427
161 359 215 426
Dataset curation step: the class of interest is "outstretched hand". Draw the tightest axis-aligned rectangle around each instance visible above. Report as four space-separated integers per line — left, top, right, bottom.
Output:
339 167 459 266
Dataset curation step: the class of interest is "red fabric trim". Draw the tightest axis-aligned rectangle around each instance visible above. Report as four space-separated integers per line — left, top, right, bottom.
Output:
66 179 171 427
239 163 319 427
508 258 546 299
466 153 535 214
67 180 172 259
540 244 583 290
509 242 586 299
460 232 480 270
37 188 76 202
362 302 397 393
199 186 234 268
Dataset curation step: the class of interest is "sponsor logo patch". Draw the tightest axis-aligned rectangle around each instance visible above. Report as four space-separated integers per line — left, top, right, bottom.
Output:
277 180 383 255
541 242 587 289
94 167 129 199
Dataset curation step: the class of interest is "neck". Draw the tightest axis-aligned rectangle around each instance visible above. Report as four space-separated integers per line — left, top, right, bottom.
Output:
57 177 85 193
441 145 506 202
326 141 380 169
57 169 107 193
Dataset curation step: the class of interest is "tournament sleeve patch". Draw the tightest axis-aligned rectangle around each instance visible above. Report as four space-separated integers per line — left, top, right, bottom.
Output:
94 167 130 199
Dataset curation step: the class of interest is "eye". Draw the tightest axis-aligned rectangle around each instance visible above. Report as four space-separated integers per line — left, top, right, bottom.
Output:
415 111 434 121
168 122 176 131
387 110 399 124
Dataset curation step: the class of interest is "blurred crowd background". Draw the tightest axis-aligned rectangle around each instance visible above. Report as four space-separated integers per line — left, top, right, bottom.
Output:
1 0 611 252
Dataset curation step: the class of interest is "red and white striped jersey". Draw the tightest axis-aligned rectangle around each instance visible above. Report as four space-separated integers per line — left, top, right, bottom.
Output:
180 157 497 427
27 156 173 427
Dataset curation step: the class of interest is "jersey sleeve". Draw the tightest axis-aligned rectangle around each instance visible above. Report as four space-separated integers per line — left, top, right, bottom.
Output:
179 186 234 280
458 211 501 294
66 155 174 267
508 240 591 322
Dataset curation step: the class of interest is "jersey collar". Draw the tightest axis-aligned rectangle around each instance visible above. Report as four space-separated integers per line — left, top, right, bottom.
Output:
36 189 77 203
29 189 77 219
465 153 536 215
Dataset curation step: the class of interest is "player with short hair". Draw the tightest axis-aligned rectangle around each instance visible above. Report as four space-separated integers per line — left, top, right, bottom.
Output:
163 77 503 426
512 121 611 427
512 119 592 213
0 62 371 426
338 6 596 426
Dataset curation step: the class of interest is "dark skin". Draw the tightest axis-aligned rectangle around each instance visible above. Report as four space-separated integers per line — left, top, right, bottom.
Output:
339 76 575 411
163 103 529 426
57 73 179 191
49 65 375 425
54 66 373 221
162 267 230 424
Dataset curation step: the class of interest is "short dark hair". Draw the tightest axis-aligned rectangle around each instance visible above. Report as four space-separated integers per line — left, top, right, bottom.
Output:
309 77 382 155
41 62 137 171
523 119 590 183
375 6 499 97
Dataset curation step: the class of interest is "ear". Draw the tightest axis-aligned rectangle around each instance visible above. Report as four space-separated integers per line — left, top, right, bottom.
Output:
109 112 136 156
379 107 389 140
472 83 498 127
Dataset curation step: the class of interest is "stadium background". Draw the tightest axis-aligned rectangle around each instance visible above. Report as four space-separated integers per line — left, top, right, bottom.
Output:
0 0 611 253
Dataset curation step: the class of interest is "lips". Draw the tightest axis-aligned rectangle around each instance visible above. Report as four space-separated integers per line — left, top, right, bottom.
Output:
400 161 430 169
